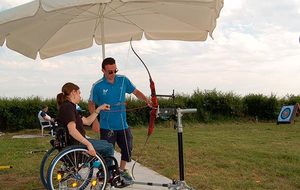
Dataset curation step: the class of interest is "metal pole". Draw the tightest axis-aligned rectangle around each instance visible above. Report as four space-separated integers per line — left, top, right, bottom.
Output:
178 131 184 180
176 108 197 181
100 4 105 60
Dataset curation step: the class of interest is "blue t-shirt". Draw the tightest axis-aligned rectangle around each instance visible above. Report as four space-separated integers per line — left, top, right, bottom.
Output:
89 75 136 130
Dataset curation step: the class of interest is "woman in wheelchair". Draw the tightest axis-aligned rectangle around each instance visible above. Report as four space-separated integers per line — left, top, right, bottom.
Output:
56 82 114 159
43 82 128 189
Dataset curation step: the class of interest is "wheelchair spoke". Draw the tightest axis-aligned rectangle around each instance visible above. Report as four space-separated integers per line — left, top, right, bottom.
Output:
47 147 108 190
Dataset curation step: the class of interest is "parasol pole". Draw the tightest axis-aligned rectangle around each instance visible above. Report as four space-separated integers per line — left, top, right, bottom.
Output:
100 7 105 60
101 17 105 60
99 3 105 60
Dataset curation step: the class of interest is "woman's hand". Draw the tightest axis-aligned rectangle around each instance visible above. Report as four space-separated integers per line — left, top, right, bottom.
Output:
67 122 96 156
82 104 110 126
96 104 110 113
86 143 96 156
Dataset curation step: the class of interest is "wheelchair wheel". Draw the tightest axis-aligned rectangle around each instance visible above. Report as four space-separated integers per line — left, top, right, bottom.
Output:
47 145 108 190
40 147 59 188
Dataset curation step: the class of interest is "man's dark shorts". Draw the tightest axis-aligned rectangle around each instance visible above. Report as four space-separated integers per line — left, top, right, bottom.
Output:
100 128 133 162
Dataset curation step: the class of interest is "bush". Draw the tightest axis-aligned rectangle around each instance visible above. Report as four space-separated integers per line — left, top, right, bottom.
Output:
0 90 298 131
189 89 242 122
280 94 300 106
0 97 44 131
242 94 279 120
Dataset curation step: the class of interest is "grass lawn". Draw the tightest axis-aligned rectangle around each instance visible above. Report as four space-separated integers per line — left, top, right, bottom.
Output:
0 122 300 189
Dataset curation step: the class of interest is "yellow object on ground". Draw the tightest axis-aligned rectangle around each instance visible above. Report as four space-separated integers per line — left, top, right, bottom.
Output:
0 165 12 170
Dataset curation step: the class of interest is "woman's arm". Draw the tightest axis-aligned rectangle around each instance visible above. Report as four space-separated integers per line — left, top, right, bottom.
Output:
67 121 96 156
82 104 110 126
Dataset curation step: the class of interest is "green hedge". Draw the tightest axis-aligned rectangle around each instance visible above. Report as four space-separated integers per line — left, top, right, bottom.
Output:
189 89 243 122
0 90 299 131
0 97 55 131
242 94 279 120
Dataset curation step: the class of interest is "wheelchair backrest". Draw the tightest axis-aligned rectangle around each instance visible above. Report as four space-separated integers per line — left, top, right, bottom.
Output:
52 126 70 149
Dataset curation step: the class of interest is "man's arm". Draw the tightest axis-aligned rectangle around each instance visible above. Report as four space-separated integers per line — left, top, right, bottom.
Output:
88 100 100 133
42 112 54 122
132 89 151 106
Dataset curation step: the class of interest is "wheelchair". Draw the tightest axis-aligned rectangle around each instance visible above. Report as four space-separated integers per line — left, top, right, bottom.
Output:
40 126 126 190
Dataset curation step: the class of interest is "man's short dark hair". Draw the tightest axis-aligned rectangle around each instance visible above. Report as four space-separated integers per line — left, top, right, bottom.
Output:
102 57 116 69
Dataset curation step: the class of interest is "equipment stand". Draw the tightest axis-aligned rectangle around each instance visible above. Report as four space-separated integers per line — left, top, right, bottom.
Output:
132 107 197 190
169 108 197 190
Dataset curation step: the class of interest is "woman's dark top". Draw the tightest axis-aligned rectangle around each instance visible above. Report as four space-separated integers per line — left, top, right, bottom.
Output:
57 100 85 145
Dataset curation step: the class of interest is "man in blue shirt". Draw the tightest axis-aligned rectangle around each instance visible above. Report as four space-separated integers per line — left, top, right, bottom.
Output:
89 57 150 183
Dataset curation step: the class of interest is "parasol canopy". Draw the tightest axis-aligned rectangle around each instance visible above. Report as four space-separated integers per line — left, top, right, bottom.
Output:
0 0 223 59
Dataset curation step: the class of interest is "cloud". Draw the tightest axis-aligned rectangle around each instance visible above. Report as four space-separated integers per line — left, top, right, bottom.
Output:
0 0 300 99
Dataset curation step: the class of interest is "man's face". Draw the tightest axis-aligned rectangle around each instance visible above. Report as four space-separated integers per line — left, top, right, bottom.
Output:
102 64 118 82
43 107 48 112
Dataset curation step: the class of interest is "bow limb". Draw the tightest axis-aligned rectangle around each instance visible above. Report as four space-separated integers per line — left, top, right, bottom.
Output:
148 78 158 136
130 40 158 137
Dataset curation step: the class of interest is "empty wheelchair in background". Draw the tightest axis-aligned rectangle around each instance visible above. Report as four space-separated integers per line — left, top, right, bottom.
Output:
40 126 125 190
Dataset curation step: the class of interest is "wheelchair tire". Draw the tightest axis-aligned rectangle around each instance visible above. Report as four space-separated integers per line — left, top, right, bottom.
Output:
39 147 59 188
47 145 108 190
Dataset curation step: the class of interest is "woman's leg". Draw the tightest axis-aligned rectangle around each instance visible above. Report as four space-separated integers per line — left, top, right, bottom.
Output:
88 139 114 158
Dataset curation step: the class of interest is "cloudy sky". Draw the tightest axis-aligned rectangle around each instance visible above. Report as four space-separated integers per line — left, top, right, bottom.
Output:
0 0 300 100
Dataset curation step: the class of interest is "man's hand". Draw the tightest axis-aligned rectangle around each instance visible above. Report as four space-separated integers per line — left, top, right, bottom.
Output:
146 98 152 108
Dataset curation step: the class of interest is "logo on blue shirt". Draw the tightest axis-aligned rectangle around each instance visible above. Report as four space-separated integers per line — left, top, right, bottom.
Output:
102 89 108 95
